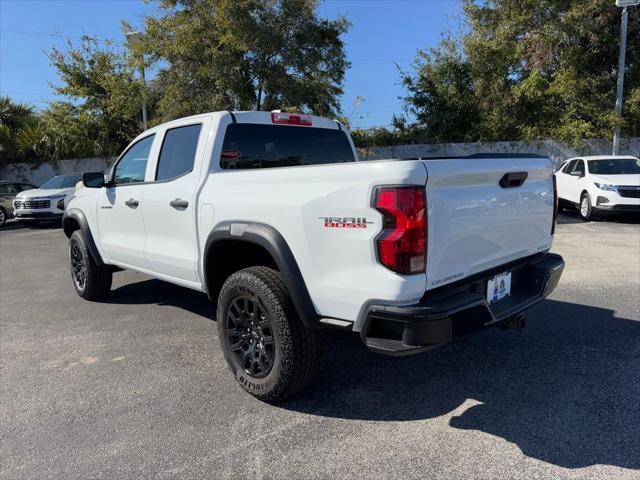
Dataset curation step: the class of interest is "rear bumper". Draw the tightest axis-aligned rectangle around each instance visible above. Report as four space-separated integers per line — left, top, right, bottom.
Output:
361 253 564 356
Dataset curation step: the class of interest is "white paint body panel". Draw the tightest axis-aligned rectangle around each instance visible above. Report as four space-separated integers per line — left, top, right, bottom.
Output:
96 184 150 270
201 159 429 325
141 118 212 282
67 111 557 331
424 157 555 290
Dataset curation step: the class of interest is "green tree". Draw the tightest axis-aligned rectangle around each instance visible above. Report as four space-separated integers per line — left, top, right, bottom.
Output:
130 0 350 122
401 38 480 143
46 35 143 158
0 96 42 164
401 0 640 145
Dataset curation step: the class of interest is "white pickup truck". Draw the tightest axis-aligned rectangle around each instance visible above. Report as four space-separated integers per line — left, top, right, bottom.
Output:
63 111 564 401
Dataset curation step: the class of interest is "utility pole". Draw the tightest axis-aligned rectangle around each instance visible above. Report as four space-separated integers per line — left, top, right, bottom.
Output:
613 0 639 154
125 30 148 131
139 62 148 131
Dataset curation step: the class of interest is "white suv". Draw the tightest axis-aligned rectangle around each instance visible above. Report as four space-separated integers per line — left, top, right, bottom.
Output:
555 155 640 221
13 173 82 226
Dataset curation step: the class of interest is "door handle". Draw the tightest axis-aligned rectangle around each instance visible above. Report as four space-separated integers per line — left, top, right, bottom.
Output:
170 198 189 209
125 198 139 208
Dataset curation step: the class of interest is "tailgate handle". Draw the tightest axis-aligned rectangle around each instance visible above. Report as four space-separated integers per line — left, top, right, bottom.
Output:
499 171 528 188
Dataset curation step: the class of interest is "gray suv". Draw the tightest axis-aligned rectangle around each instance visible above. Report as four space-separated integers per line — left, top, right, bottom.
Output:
0 180 37 227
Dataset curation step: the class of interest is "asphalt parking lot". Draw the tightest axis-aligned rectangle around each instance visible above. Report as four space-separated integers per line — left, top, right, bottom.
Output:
1 213 639 480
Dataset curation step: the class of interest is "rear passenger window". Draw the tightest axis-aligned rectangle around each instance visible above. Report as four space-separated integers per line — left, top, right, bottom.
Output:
156 124 202 181
220 124 355 170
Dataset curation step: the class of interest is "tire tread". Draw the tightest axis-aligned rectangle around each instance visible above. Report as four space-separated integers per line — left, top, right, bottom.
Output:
217 266 320 402
70 230 112 300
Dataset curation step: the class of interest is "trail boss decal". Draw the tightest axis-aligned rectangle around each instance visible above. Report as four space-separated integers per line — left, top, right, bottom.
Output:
319 217 373 228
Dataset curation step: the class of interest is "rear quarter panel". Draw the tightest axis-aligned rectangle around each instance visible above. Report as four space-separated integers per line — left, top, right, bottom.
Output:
199 160 428 326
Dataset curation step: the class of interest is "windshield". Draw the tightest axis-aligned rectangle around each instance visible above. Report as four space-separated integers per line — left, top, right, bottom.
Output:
40 174 82 189
588 158 640 175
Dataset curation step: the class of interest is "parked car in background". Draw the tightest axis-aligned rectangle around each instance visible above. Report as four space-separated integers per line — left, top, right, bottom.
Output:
555 155 640 221
12 173 82 226
0 180 37 227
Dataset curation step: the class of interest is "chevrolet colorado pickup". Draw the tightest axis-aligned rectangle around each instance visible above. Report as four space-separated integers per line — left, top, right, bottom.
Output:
63 111 564 401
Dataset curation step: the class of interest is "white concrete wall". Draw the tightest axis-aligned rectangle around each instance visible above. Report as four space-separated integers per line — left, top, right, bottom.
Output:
1 137 639 185
358 137 640 168
0 157 115 186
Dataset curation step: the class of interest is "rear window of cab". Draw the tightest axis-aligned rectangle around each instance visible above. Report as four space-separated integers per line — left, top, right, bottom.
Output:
220 124 355 170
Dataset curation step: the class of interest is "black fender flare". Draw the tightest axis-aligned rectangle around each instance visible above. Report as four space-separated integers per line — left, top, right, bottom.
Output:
62 209 105 267
204 221 320 329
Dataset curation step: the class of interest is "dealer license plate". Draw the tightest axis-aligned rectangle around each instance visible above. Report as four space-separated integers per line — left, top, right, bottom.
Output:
487 272 512 304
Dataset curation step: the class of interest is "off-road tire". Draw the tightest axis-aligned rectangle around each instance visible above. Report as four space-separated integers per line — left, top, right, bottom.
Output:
69 230 112 300
217 266 321 402
579 192 594 222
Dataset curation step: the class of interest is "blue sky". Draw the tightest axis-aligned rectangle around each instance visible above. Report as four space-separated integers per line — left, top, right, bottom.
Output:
0 0 461 129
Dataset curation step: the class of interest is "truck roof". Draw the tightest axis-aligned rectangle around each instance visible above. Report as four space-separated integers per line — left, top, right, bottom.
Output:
145 111 343 135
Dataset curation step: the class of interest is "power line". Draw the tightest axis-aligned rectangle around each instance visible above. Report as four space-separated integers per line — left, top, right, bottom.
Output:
1 27 416 63
0 90 58 96
0 27 123 44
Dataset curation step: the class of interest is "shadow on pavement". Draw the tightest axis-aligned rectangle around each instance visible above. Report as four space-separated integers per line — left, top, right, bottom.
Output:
282 300 640 470
558 210 640 225
557 212 584 225
0 219 62 231
108 278 215 320
103 278 639 470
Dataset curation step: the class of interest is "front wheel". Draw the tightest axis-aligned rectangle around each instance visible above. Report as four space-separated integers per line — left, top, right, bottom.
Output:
69 230 112 300
216 266 321 402
580 193 594 221
0 207 6 227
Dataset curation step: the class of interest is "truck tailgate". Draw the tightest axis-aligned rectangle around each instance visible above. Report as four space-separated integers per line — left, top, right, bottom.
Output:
423 156 555 290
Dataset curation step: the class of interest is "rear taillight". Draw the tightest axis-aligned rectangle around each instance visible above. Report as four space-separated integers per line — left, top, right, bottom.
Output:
271 112 312 126
552 175 558 235
373 186 427 275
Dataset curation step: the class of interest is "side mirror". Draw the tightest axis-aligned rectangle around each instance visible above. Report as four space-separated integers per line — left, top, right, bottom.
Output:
82 171 106 188
569 170 583 177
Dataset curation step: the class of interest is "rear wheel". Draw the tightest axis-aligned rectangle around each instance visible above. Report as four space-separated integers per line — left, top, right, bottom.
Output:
216 266 321 402
69 230 112 300
580 193 594 221
0 207 6 227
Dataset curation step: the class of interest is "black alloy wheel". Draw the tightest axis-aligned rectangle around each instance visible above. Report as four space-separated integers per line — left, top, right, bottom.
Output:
70 242 87 291
216 266 321 402
68 230 112 300
226 295 275 379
